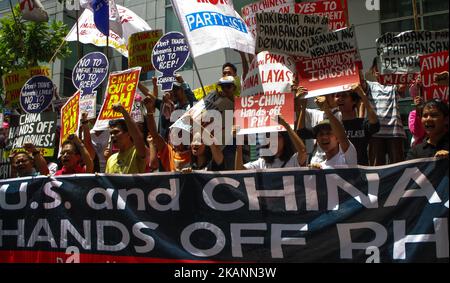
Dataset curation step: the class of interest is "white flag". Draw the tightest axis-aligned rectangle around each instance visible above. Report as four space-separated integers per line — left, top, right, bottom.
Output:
65 5 151 57
19 0 49 22
170 0 255 58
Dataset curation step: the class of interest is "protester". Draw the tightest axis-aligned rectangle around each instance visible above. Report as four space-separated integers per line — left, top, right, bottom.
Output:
335 84 380 165
407 99 449 160
104 103 149 174
55 134 93 175
309 96 358 169
408 79 426 147
235 116 307 170
10 143 49 178
144 92 191 172
184 121 225 171
361 72 407 165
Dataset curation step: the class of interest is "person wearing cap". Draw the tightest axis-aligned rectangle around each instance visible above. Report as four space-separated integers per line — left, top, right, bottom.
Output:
310 96 358 169
104 103 149 174
143 93 191 172
217 76 237 102
335 84 379 165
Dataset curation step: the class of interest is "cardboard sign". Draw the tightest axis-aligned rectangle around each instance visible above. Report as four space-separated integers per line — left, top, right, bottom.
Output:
152 32 190 91
1 66 50 109
60 91 80 147
128 30 163 74
193 83 218 101
241 0 295 37
7 112 57 157
94 67 141 131
255 12 329 57
72 52 109 119
295 0 348 31
242 51 296 97
420 51 449 103
298 28 361 98
377 30 449 85
20 75 54 114
171 0 255 58
234 92 295 135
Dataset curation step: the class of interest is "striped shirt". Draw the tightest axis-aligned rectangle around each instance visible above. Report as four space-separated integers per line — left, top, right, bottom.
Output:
366 81 406 139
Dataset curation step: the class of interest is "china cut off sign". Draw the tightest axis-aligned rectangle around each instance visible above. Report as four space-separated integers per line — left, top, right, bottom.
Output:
93 67 142 131
60 91 80 147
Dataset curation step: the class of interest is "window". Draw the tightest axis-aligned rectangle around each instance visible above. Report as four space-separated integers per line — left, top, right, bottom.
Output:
380 0 449 33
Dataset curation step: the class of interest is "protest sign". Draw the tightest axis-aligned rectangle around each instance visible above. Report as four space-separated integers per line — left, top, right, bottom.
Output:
377 30 449 85
1 66 50 109
6 112 57 157
51 97 69 119
20 76 54 114
295 0 348 31
234 92 294 135
0 158 447 263
241 0 295 38
72 52 109 119
152 32 190 91
297 26 362 98
128 30 163 74
94 67 141 131
297 53 360 98
420 51 449 103
60 91 80 148
193 83 218 101
65 5 152 57
130 96 144 123
255 12 329 57
242 51 296 97
171 0 255 58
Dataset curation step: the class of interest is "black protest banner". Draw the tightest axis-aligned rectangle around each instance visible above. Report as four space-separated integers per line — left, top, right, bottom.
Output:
6 112 57 157
377 30 449 85
0 158 448 263
255 12 329 57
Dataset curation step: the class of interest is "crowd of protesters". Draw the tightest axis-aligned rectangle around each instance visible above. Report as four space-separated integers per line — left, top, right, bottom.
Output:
0 59 448 178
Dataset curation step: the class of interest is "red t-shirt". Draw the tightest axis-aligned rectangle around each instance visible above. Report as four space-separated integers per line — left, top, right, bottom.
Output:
54 165 86 176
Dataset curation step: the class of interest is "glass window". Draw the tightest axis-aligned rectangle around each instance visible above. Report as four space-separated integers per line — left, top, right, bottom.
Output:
423 14 449 30
381 19 414 34
380 0 416 20
422 0 449 14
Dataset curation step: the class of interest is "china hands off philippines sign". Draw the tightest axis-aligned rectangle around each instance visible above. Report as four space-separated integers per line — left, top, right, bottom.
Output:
170 0 255 58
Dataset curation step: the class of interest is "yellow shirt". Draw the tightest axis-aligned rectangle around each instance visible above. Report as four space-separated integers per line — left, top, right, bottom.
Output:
105 146 147 174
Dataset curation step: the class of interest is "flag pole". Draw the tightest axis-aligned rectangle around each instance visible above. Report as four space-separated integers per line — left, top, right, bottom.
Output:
412 0 420 31
76 9 81 60
169 0 207 99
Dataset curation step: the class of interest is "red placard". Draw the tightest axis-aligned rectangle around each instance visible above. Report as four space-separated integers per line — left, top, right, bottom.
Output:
295 0 348 31
297 52 360 98
420 51 449 103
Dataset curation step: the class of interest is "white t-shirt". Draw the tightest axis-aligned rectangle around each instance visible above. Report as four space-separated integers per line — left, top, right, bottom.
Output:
90 130 110 172
244 153 300 169
305 108 342 163
320 142 357 169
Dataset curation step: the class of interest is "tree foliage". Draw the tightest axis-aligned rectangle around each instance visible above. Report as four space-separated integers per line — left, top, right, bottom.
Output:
0 4 71 75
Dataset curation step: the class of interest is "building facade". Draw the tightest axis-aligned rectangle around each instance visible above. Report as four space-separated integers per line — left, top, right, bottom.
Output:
0 0 448 97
